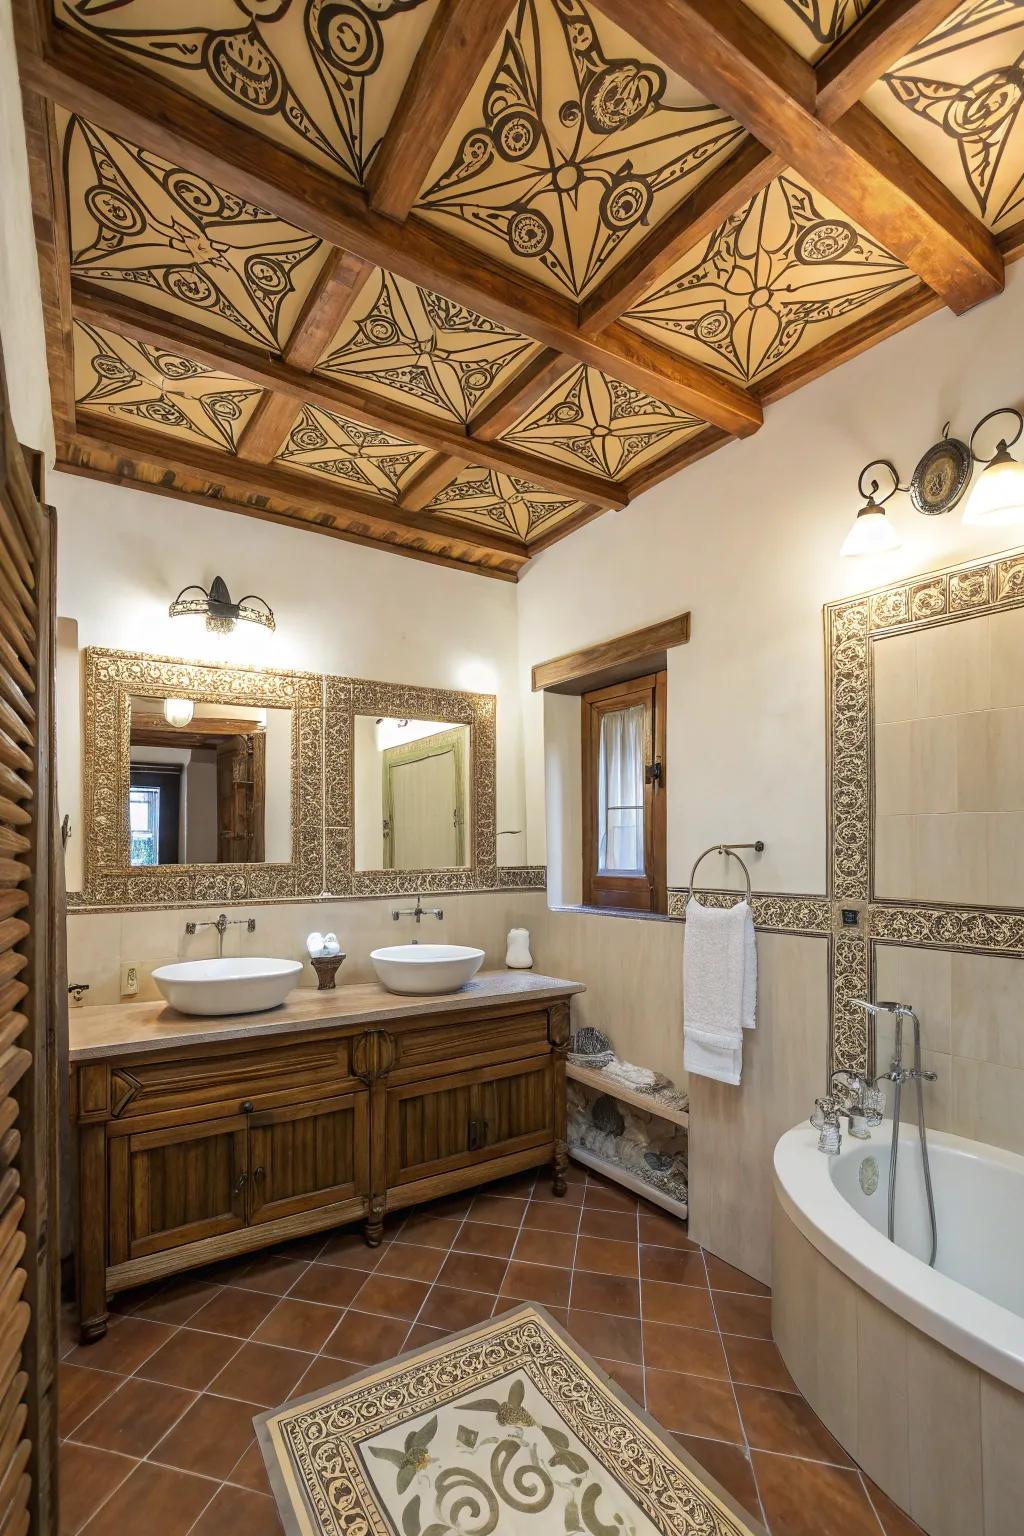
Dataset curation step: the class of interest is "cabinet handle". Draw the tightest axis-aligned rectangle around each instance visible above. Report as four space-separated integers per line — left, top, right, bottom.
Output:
232 1170 248 1197
253 1166 264 1182
467 1118 489 1152
240 1101 254 1114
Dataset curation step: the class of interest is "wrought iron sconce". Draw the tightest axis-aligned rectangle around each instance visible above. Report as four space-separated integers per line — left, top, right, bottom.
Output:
840 460 903 558
168 575 276 634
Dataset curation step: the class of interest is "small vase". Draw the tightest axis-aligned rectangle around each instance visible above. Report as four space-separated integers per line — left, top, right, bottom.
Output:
505 927 533 969
311 954 346 990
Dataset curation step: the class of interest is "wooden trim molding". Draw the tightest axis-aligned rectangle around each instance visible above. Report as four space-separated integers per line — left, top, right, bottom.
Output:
532 614 691 693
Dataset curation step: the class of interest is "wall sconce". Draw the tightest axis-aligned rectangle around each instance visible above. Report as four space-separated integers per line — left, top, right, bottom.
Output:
963 408 1024 527
169 575 276 635
840 460 903 558
163 698 194 728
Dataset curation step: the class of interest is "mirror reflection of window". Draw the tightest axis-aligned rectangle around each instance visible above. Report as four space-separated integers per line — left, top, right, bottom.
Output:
354 716 470 872
127 697 292 866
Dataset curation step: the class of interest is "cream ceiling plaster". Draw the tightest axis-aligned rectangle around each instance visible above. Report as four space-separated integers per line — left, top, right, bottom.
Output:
743 0 880 61
275 401 432 500
425 464 582 539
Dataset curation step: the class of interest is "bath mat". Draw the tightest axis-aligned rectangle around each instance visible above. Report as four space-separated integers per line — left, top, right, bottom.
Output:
256 1303 762 1536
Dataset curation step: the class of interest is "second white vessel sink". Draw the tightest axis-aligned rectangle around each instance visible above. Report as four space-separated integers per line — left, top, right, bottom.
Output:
152 957 303 1016
371 944 485 995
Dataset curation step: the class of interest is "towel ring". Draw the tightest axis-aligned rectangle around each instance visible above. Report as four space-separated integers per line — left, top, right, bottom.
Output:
688 844 752 905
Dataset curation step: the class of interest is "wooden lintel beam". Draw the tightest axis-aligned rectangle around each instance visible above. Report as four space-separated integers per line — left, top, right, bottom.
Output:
816 0 965 122
21 23 761 437
471 349 573 440
399 452 470 511
597 0 1003 315
71 283 626 509
366 0 513 222
532 613 691 692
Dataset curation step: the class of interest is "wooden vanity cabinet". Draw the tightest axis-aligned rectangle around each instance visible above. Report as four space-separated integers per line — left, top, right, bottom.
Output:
71 986 575 1342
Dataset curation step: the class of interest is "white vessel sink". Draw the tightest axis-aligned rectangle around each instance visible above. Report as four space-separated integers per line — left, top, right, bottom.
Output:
371 944 484 995
152 957 303 1016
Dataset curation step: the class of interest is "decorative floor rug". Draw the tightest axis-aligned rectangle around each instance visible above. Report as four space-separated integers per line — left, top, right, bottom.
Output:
257 1303 762 1536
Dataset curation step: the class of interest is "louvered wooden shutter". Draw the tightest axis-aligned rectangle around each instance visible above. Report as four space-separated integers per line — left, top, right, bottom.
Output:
0 347 59 1534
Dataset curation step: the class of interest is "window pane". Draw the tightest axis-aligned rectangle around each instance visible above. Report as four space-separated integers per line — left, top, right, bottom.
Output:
597 703 644 874
129 786 160 867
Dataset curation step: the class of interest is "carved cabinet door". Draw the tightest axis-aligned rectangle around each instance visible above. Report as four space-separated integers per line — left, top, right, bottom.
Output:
246 1093 370 1226
109 1116 249 1264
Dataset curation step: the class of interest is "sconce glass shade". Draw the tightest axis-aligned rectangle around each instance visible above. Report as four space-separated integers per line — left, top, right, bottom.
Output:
840 500 902 557
163 698 194 729
962 444 1024 527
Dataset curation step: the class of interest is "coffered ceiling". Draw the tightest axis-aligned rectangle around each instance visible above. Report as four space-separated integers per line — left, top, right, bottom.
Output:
17 0 1024 579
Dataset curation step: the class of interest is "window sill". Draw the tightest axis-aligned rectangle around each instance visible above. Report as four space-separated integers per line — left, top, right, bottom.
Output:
547 903 676 924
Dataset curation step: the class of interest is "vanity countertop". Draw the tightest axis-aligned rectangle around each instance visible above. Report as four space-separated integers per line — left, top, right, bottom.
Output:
68 970 586 1063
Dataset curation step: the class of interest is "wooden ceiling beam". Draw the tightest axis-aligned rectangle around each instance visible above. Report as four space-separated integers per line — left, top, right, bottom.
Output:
399 453 471 512
21 22 762 438
471 349 574 440
366 0 513 222
596 0 1003 315
816 0 964 122
72 283 626 509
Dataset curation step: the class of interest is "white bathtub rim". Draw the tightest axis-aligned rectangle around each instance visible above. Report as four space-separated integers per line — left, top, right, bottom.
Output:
774 1121 1024 1395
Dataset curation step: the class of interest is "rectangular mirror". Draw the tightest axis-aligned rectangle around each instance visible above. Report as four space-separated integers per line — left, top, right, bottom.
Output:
354 715 471 871
128 696 293 866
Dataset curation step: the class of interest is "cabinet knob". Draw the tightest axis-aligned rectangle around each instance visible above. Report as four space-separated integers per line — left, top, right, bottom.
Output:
241 1101 254 1114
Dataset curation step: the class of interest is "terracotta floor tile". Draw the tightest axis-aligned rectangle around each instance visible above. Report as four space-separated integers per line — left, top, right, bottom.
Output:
565 1309 643 1366
418 1285 496 1332
489 1171 540 1199
529 1182 584 1207
393 1214 462 1248
594 1356 646 1405
642 1320 729 1379
66 1315 176 1376
467 1194 527 1227
253 1298 344 1353
713 1292 772 1339
499 1260 571 1308
404 1321 450 1349
59 1442 136 1535
127 1278 223 1328
225 1437 273 1497
78 1459 215 1536
639 1246 708 1287
437 1250 509 1294
351 1273 430 1321
208 1341 314 1407
645 1369 743 1443
376 1243 446 1283
638 1211 695 1249
287 1262 366 1309
189 1286 278 1340
583 1181 638 1213
522 1200 581 1231
569 1270 639 1318
704 1255 771 1297
150 1393 263 1481
863 1475 927 1534
511 1228 576 1267
59 1364 119 1439
293 1355 363 1398
640 1279 716 1330
136 1328 241 1392
674 1436 761 1524
232 1254 311 1296
73 1376 195 1459
317 1232 385 1269
736 1385 854 1465
427 1194 474 1219
322 1310 409 1366
578 1208 637 1242
573 1236 638 1277
187 1483 282 1536
752 1452 883 1536
453 1221 518 1257
723 1335 795 1392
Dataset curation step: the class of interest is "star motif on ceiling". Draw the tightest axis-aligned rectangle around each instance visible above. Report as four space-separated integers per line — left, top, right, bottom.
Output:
416 0 743 298
774 0 876 49
277 403 430 500
74 321 261 450
316 271 536 423
625 176 911 383
881 0 1024 228
65 116 323 349
58 0 434 184
501 365 703 479
427 466 576 538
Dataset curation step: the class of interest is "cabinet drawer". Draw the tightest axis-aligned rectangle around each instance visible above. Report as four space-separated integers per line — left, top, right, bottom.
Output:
110 1036 352 1120
387 1056 553 1187
393 1009 550 1074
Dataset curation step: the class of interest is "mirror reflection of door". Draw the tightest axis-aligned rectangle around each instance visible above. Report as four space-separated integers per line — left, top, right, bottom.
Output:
354 717 470 871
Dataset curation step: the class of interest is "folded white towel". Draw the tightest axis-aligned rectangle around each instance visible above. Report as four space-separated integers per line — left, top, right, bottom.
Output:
683 898 757 1086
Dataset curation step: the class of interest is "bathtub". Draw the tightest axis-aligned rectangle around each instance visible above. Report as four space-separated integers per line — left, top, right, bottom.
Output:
772 1121 1024 1536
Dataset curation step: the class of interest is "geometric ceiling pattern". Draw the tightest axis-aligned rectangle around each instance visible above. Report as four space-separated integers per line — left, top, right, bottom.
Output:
26 0 1024 576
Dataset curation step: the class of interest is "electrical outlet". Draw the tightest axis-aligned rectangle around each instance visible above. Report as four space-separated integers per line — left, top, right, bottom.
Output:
120 963 139 997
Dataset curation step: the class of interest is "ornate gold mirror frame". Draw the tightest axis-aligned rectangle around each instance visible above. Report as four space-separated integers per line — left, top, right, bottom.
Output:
325 676 498 896
826 547 1024 1074
78 648 325 908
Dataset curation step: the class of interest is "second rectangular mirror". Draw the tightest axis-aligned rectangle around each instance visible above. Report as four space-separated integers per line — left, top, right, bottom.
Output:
354 715 471 872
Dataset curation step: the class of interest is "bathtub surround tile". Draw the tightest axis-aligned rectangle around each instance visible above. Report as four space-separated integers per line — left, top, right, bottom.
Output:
855 1289 910 1510
874 946 952 1057
906 1329 984 1536
950 1056 1024 1155
949 951 1024 1069
979 1373 1024 1536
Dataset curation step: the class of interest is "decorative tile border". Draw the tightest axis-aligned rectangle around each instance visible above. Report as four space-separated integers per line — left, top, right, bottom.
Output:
667 889 832 935
869 903 1024 953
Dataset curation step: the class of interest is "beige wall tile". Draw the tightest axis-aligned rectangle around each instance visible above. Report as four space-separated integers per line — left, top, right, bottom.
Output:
874 814 916 900
980 1374 1024 1536
873 630 918 724
914 812 989 905
951 1055 1024 1155
989 605 1024 708
915 616 991 720
985 811 1024 907
906 1330 984 1536
951 951 1024 1068
876 717 957 819
66 913 123 1007
874 945 952 1055
956 707 1024 813
856 1289 910 1508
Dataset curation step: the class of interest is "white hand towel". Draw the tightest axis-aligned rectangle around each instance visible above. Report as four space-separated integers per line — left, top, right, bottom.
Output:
683 898 757 1086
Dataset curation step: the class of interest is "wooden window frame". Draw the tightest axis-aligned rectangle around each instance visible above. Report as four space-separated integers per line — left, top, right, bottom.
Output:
581 671 666 913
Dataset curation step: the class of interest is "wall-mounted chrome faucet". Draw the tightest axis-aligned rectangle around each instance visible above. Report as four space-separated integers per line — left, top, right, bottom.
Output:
185 912 256 957
391 895 444 925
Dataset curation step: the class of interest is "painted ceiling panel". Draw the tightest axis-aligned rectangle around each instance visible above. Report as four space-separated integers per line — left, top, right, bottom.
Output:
275 402 432 500
55 0 441 186
316 268 538 423
414 0 745 299
864 0 1024 233
623 172 917 385
74 319 263 450
425 465 581 539
499 364 706 480
742 0 881 61
63 113 328 351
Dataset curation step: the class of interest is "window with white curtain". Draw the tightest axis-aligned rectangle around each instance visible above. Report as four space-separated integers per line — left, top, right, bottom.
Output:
582 671 666 912
597 704 644 874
